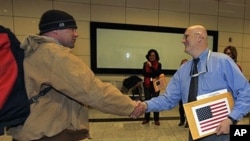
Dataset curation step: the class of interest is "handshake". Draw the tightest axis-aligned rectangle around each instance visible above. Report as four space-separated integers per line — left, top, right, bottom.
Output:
129 101 147 119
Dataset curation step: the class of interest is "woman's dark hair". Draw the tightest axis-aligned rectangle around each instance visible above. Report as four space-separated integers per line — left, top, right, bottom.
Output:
223 45 238 62
180 59 188 65
145 49 160 61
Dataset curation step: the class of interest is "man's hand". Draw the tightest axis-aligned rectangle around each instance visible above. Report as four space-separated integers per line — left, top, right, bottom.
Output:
215 117 233 135
129 101 147 118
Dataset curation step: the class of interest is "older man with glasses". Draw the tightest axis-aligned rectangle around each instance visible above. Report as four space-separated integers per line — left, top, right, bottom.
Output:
133 25 250 141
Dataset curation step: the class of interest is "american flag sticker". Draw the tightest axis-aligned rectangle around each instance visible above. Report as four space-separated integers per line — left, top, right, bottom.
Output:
192 98 231 136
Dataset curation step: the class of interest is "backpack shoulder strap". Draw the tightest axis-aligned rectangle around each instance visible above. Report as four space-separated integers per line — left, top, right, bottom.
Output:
29 86 53 104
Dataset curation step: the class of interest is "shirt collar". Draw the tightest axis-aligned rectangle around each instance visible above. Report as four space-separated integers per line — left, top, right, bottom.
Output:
197 48 209 62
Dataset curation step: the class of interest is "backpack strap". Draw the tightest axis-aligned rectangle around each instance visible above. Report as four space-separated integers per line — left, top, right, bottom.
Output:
29 86 53 104
0 86 53 133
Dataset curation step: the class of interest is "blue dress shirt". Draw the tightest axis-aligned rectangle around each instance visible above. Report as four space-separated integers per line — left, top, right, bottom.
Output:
145 48 250 121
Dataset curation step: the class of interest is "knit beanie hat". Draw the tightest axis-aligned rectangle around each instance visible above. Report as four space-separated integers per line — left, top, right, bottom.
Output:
39 9 77 34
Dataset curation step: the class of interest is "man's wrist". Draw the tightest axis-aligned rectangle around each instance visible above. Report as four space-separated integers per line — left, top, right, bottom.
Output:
142 102 148 112
228 116 237 125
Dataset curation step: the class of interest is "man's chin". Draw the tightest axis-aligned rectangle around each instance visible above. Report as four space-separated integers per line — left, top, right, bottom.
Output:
184 48 188 53
184 49 191 55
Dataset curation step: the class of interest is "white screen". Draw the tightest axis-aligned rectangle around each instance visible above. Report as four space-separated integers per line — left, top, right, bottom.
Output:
96 28 214 70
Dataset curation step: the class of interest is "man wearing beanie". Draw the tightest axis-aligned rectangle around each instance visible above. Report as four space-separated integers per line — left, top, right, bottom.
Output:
7 9 140 141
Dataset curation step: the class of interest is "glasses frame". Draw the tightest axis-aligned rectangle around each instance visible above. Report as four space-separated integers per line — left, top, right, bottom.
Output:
183 32 205 40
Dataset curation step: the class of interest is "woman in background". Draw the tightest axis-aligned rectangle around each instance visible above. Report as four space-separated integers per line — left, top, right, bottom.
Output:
142 49 162 126
223 45 242 72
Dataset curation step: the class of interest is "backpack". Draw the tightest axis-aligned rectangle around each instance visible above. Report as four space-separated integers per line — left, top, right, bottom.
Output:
121 75 143 100
122 75 142 91
0 25 51 135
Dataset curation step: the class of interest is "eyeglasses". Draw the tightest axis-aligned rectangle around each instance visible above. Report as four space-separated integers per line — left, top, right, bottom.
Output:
190 50 211 77
183 32 205 40
225 52 232 55
183 34 191 40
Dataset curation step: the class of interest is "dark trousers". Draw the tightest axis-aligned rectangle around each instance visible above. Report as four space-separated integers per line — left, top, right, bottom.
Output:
144 86 160 121
188 131 229 141
179 100 185 123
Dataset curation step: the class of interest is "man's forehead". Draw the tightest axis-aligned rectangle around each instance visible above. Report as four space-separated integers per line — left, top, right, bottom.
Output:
184 29 192 34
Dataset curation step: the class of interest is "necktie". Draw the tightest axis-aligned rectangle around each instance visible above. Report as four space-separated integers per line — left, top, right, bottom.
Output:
188 58 200 102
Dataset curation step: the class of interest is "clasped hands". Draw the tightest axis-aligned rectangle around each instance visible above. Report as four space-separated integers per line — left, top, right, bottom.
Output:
129 101 147 119
147 61 152 67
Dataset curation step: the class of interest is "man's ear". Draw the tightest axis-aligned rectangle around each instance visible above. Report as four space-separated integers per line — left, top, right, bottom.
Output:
197 33 204 42
198 35 202 42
